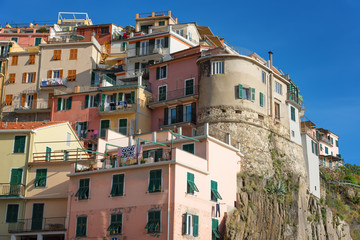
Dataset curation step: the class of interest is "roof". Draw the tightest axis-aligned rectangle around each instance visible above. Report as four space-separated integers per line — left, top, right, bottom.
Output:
0 121 67 130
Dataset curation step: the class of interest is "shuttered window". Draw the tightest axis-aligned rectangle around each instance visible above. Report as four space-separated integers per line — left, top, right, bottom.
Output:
75 179 90 200
6 204 19 223
156 66 167 79
148 169 162 193
110 174 124 197
158 85 167 101
274 103 280 120
14 136 26 153
34 38 42 46
5 94 13 106
210 180 222 202
8 73 15 83
67 70 76 81
76 216 87 237
107 214 122 235
212 218 221 240
29 55 35 64
12 56 18 65
212 61 224 74
34 169 47 187
182 143 195 154
187 172 199 194
70 49 78 60
184 213 199 236
260 92 264 107
53 50 61 60
145 211 160 233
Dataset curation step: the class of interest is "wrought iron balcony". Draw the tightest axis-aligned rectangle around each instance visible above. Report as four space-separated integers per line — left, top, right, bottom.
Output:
0 183 25 198
8 217 66 233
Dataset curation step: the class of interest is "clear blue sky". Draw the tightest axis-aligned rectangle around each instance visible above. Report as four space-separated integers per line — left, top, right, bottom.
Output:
1 0 359 165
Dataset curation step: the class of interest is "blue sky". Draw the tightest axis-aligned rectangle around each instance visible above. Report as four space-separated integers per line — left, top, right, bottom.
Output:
1 0 359 165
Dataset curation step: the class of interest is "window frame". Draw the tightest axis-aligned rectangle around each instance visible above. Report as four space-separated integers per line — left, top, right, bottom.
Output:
75 178 90 200
11 37 18 43
261 71 266 84
184 78 195 96
182 143 195 154
156 65 167 80
5 94 13 106
290 106 296 121
28 55 35 65
275 81 283 95
158 85 167 101
110 173 125 197
148 169 162 193
210 180 222 202
34 37 42 46
69 49 78 60
76 215 87 238
211 61 224 75
184 213 199 236
118 118 128 136
186 172 199 195
11 55 18 65
34 168 47 188
108 213 123 235
13 135 26 154
145 210 161 234
5 204 19 223
274 102 280 120
140 41 149 56
75 121 88 139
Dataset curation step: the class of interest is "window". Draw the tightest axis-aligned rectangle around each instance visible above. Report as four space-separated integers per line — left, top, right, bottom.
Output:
111 174 124 197
8 73 15 83
210 180 222 202
155 38 164 49
57 97 72 111
212 218 221 240
260 92 264 107
76 216 87 237
23 72 36 83
262 71 266 83
274 102 280 120
187 172 199 194
148 169 162 193
75 179 90 200
108 214 122 235
170 108 177 124
143 149 163 162
158 21 165 26
123 91 135 104
311 141 319 156
11 37 18 43
70 49 78 60
291 130 295 137
53 50 61 60
188 32 192 41
330 137 333 145
325 146 329 154
66 132 71 147
84 94 100 108
156 66 167 80
34 169 47 187
176 29 184 37
67 70 76 81
45 146 51 161
291 106 296 121
53 70 60 78
145 211 160 233
140 41 149 55
182 143 195 154
12 56 18 65
185 79 194 95
184 213 198 236
158 85 167 101
29 55 35 64
14 136 26 153
275 81 282 95
212 61 224 74
118 119 128 135
6 204 19 223
336 140 339 147
185 105 192 122
100 119 110 138
75 122 88 139
5 94 13 106
34 38 42 46
101 27 109 34
238 85 255 101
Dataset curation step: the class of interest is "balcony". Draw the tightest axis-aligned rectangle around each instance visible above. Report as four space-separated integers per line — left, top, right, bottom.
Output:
14 102 51 114
149 85 199 108
319 137 332 146
136 11 177 22
8 217 66 233
98 102 136 116
0 183 25 198
97 64 124 72
158 119 196 129
41 78 67 89
32 149 96 163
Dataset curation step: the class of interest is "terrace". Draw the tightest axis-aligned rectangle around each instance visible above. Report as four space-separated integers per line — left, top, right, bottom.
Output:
0 183 25 198
8 217 66 233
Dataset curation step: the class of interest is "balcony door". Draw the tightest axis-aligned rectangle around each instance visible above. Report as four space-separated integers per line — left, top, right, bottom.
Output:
31 203 44 231
9 168 23 195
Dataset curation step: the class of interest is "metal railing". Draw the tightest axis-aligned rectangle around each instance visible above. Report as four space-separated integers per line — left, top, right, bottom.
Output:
8 217 66 233
33 149 95 163
41 78 66 87
152 85 198 104
138 11 173 19
319 137 332 146
0 183 25 197
158 119 196 128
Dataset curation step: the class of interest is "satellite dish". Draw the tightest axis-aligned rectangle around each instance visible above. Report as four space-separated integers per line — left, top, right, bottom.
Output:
71 34 85 41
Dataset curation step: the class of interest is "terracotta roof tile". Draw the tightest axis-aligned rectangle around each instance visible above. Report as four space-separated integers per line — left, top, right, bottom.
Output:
0 121 67 130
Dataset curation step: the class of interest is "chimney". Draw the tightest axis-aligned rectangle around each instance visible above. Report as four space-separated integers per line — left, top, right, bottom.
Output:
74 86 80 93
268 51 273 68
15 118 18 123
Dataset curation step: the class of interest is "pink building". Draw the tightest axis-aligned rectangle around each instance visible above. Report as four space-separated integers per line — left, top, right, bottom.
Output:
148 46 212 137
66 126 242 239
316 128 342 168
51 91 101 149
0 25 50 47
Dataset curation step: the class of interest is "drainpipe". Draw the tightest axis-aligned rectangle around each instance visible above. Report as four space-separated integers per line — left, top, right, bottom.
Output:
135 75 142 134
268 51 273 117
167 163 171 240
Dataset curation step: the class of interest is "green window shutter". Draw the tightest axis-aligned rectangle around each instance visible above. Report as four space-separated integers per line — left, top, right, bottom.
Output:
238 84 243 99
35 169 47 187
91 72 95 85
156 67 160 80
94 94 100 107
118 93 123 102
136 42 140 56
76 216 87 237
84 95 89 108
155 148 163 162
148 169 162 192
183 143 194 154
316 131 319 140
108 214 122 234
311 141 314 153
35 38 42 46
164 36 169 48
187 172 199 194
14 136 26 153
193 215 199 237
111 174 124 196
57 98 62 111
6 204 19 223
164 108 169 125
260 92 264 107
211 180 222 201
75 179 90 200
67 97 72 110
45 147 51 161
130 91 135 104
100 94 105 111
251 88 255 101
184 213 188 234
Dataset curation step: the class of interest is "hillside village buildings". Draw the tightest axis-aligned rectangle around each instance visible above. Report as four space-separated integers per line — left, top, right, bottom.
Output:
0 10 343 240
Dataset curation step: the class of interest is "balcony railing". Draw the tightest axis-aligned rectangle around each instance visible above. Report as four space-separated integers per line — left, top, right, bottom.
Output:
158 119 196 128
152 85 198 104
138 11 175 21
0 183 25 197
33 149 96 163
41 78 66 87
319 137 332 146
8 217 66 233
99 102 136 113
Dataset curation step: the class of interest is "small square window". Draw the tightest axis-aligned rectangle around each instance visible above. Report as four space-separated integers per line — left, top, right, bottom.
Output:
212 61 224 74
156 66 167 79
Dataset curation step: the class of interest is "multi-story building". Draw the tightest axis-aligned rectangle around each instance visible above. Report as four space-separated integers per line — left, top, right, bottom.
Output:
0 40 14 120
66 126 241 239
149 46 212 136
0 24 49 48
316 128 342 168
76 24 123 47
0 121 85 240
300 120 321 198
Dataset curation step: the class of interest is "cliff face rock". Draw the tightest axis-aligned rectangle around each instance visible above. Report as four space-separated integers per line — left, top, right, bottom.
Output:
198 106 353 239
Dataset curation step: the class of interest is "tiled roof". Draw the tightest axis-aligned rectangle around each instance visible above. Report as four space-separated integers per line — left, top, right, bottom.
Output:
0 121 67 130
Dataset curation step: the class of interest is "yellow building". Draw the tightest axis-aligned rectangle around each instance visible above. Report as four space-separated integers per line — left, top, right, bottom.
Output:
0 121 86 240
98 77 152 137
